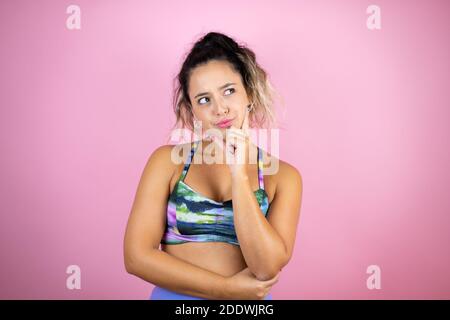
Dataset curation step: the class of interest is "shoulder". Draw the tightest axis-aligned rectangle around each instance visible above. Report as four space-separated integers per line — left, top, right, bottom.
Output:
279 159 302 180
145 141 194 172
277 159 302 191
147 142 192 163
142 143 185 181
147 144 175 166
261 150 302 192
279 160 302 192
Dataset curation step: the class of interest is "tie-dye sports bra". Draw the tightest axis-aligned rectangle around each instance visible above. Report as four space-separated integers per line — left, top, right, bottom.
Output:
160 140 270 246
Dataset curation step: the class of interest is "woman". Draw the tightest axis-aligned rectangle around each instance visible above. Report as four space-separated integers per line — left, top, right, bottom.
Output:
123 32 303 300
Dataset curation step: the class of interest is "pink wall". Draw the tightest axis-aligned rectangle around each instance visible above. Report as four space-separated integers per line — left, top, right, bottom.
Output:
1 0 449 299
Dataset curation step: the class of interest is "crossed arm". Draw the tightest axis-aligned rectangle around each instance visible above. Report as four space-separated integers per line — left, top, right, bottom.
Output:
124 145 230 299
232 161 303 280
124 145 303 298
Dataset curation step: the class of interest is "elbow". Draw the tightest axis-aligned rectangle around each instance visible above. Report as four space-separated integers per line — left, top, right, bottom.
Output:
253 252 290 281
254 269 280 281
124 247 158 275
124 250 140 275
125 261 135 275
124 257 135 275
253 265 282 281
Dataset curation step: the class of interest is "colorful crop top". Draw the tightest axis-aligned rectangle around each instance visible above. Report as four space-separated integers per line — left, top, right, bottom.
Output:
160 140 270 246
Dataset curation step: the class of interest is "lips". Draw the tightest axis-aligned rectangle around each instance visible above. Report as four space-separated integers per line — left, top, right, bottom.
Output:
216 118 234 128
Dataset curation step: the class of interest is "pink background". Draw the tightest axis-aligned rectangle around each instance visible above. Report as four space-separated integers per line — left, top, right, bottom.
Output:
1 0 449 299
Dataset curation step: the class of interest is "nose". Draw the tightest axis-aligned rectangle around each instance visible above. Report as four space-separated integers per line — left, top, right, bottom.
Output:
213 97 229 115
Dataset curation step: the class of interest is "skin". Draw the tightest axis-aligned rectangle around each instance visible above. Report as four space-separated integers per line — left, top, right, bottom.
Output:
123 59 303 299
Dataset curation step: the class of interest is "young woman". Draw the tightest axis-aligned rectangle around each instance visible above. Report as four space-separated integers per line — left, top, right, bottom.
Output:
123 32 303 300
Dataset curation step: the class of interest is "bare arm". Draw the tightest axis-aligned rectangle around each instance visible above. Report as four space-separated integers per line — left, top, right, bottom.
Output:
232 161 303 280
127 249 229 299
232 172 287 280
123 145 229 299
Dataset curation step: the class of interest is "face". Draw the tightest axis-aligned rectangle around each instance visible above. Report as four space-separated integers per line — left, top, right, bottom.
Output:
187 59 251 134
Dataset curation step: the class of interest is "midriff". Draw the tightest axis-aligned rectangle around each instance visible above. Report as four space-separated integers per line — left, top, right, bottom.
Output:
161 242 247 277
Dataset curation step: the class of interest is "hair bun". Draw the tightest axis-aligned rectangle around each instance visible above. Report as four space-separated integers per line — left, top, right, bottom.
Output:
200 32 241 54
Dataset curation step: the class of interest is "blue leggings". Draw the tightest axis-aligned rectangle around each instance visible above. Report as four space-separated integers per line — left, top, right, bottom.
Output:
150 286 273 300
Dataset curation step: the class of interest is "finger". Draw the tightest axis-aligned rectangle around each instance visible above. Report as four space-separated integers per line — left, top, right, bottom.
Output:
204 133 213 142
210 134 225 152
265 278 279 288
225 132 246 153
229 106 250 136
226 129 247 141
227 124 249 139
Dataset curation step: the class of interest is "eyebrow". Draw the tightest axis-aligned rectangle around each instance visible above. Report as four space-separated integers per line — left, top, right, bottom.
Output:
194 82 236 99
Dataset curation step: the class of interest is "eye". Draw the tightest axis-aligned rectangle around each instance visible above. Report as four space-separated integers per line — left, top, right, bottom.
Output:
224 88 235 95
198 97 209 105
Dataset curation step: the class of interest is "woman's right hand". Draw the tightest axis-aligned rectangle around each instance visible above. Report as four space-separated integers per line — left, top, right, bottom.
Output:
223 267 280 300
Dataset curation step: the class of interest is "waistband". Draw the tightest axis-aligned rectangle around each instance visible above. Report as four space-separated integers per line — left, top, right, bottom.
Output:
150 286 273 300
